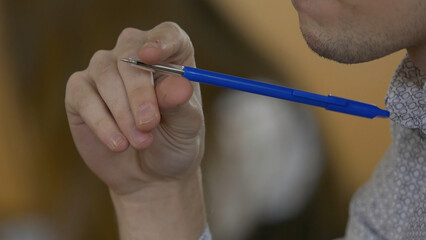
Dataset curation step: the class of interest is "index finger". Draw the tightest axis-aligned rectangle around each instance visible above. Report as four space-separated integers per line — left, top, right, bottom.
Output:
138 22 195 67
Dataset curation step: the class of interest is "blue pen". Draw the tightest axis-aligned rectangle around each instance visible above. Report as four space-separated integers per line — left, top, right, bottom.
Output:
121 58 389 119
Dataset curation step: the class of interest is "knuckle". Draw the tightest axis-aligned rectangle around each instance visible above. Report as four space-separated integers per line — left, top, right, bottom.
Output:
73 90 88 111
65 71 86 105
152 22 194 57
67 71 84 90
120 27 141 37
157 21 181 31
88 50 114 81
92 63 115 85
153 21 185 40
90 49 110 66
65 71 93 113
117 27 143 47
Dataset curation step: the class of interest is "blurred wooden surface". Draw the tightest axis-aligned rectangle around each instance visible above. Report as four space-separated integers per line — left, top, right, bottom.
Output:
0 1 39 217
208 0 404 224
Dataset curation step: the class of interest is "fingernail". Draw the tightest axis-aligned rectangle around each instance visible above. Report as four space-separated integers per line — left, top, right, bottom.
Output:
131 128 151 147
111 133 126 151
138 104 156 125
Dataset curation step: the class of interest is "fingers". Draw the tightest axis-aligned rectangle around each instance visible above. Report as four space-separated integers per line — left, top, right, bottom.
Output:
116 57 160 132
134 22 203 137
155 75 193 110
88 50 154 149
139 22 195 67
113 27 162 133
135 21 202 115
155 76 204 138
67 22 201 153
136 21 202 108
66 72 129 152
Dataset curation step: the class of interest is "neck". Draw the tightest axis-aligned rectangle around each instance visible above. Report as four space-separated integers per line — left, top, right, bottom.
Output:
407 42 426 74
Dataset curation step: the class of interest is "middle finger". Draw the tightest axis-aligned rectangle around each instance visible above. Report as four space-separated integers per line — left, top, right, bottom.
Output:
114 28 161 132
89 50 153 149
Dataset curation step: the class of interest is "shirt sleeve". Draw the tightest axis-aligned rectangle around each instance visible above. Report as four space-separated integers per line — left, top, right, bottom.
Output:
198 225 212 240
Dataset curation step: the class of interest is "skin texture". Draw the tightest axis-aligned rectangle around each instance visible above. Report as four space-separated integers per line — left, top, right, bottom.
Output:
65 22 206 240
291 0 426 65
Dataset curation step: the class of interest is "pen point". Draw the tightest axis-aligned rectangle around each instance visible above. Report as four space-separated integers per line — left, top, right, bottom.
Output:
121 58 137 64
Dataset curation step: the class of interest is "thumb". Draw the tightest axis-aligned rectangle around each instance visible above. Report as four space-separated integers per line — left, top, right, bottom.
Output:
155 75 204 138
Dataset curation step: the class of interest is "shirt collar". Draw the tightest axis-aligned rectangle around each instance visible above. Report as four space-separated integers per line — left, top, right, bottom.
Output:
386 55 426 134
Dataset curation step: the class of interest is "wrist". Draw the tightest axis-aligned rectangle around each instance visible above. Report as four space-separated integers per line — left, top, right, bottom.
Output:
110 169 207 240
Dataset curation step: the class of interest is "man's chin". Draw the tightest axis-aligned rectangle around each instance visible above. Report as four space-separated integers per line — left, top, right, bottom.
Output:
301 27 391 64
301 28 349 63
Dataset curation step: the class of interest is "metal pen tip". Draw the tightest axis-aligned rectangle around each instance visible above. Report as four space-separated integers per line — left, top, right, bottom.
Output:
121 58 138 64
120 58 185 76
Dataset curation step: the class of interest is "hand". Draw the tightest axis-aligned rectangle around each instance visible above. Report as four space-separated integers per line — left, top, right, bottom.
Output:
65 22 204 194
65 22 206 239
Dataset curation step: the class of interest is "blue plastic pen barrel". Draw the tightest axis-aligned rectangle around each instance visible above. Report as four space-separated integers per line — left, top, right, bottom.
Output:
183 66 389 119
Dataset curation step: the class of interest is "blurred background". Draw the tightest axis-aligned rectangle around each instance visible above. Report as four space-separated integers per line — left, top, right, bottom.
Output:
0 0 405 239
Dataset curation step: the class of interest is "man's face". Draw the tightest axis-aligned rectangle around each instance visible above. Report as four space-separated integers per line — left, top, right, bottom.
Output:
292 0 426 63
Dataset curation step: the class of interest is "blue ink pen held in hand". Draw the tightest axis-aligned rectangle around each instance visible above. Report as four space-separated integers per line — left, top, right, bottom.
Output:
121 58 389 119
